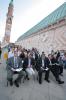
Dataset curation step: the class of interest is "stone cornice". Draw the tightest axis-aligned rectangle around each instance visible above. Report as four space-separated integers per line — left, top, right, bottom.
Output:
21 18 66 40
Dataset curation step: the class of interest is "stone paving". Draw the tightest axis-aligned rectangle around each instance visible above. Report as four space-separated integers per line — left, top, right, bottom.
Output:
0 49 66 100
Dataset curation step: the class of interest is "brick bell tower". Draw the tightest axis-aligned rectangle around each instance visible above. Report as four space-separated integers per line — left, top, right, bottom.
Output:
4 0 14 43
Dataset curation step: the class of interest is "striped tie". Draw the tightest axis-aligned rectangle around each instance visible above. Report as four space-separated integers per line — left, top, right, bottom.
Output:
14 58 18 68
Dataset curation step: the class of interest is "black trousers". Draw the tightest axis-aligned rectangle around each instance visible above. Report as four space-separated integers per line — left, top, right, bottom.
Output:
50 65 60 81
38 68 49 84
59 65 63 74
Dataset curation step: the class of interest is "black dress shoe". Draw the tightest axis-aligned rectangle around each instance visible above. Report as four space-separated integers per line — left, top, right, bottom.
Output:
27 77 30 80
9 79 13 86
59 74 63 76
39 81 42 84
14 80 19 87
25 75 30 80
58 80 64 84
10 81 13 86
45 79 50 83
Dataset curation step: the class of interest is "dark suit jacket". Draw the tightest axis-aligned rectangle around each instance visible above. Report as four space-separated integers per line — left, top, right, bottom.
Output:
51 57 59 64
19 53 25 60
6 56 22 70
36 57 50 71
35 53 38 61
23 57 35 70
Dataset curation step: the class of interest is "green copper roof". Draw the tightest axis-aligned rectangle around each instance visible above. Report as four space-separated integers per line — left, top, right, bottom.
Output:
17 2 66 41
9 0 13 5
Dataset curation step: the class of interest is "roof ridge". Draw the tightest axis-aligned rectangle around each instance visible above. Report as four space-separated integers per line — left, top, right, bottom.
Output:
17 2 66 41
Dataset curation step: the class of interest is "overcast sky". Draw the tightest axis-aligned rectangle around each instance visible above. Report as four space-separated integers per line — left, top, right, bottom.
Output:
0 0 65 43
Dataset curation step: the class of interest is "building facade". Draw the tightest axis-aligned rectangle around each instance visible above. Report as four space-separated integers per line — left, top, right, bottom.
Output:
16 2 66 54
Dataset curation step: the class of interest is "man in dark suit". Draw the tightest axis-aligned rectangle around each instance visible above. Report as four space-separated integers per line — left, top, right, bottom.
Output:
36 52 50 84
6 51 25 87
48 53 64 84
23 52 35 79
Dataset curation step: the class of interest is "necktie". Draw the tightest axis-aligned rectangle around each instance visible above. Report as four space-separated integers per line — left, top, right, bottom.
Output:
14 57 18 68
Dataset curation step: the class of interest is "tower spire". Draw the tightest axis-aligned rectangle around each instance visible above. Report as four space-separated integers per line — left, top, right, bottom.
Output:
3 0 14 43
11 0 13 2
10 0 13 5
